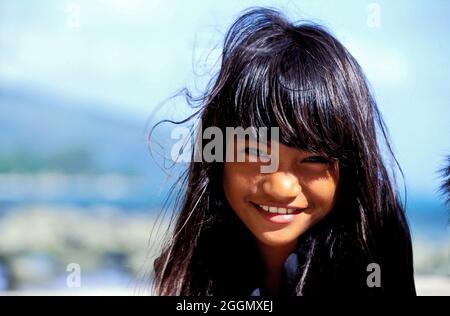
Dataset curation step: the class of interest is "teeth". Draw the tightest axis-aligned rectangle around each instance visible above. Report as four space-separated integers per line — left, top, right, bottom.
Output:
258 204 297 215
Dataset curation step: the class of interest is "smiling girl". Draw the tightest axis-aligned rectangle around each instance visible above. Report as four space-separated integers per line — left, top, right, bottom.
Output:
151 7 416 296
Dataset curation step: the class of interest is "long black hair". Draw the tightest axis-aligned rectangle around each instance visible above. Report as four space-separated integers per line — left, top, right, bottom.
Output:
150 7 416 296
439 156 450 211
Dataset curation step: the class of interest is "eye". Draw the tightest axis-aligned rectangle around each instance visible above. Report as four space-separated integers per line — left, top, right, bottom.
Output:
243 147 269 157
302 156 331 164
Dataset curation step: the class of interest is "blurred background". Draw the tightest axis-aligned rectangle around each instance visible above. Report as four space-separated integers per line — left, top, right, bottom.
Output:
0 0 448 295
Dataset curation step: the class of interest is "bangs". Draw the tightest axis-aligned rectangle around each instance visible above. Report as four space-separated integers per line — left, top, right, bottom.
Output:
221 29 346 158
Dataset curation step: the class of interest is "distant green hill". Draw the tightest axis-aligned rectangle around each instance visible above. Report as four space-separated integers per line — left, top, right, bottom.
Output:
0 85 163 175
0 85 186 209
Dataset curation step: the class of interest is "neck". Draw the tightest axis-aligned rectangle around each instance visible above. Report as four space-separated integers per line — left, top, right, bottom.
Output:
256 239 298 296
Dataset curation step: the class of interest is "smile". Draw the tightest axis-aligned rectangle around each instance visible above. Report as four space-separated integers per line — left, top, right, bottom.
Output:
250 202 305 224
257 204 299 214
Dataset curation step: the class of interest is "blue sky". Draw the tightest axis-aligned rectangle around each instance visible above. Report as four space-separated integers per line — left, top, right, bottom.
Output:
0 0 449 199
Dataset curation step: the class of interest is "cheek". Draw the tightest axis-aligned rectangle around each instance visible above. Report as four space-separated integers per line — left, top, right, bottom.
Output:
223 163 258 208
304 176 339 213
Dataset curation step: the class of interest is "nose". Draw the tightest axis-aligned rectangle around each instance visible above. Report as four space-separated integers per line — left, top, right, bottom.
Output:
262 172 301 200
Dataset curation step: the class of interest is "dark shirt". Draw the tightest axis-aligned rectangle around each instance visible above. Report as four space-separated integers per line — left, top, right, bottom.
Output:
249 251 301 296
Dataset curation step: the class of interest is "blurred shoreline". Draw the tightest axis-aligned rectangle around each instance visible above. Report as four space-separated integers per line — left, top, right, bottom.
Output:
415 274 450 296
1 275 448 296
0 205 448 295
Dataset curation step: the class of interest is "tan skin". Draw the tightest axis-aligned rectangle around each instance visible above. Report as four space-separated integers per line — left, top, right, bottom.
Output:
223 137 340 296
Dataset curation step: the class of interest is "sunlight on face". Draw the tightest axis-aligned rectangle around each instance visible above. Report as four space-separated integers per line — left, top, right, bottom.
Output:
223 138 340 247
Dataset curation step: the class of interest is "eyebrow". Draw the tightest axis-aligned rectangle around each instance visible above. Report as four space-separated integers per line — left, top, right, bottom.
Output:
238 136 272 143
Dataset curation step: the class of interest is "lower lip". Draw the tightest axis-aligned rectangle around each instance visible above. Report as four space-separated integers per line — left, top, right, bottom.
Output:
251 203 303 224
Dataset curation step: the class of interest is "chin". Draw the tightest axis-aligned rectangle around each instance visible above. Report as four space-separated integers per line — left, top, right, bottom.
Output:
256 229 303 247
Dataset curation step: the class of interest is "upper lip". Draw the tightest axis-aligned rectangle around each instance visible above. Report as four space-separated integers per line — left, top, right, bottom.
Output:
250 201 307 210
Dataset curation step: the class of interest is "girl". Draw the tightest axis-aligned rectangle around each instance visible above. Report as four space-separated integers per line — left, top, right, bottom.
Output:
151 7 416 296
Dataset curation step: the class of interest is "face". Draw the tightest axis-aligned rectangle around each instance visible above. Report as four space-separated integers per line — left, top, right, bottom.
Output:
223 137 340 247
